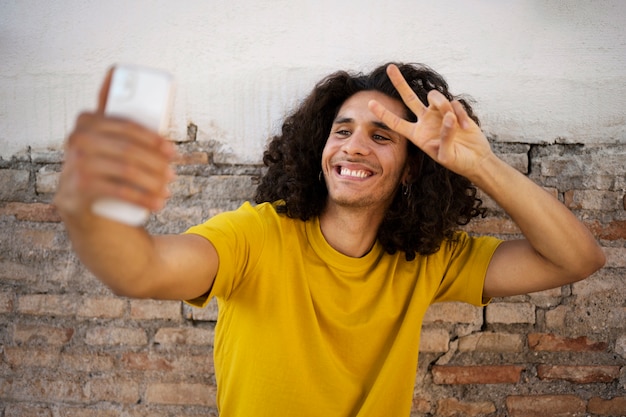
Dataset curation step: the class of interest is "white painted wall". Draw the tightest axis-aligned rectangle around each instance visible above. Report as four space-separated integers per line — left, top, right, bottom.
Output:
1 0 625 163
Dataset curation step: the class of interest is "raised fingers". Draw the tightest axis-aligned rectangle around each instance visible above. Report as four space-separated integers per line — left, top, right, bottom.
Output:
425 89 455 117
368 99 417 141
451 100 473 130
386 64 427 117
437 111 459 165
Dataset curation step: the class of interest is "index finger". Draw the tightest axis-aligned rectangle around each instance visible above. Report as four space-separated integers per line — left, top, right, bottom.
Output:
368 99 417 141
386 64 427 117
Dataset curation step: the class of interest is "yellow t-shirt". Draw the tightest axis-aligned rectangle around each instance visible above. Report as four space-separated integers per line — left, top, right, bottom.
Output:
185 202 501 417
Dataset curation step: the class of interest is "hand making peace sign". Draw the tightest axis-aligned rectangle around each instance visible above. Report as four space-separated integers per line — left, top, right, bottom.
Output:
369 64 494 181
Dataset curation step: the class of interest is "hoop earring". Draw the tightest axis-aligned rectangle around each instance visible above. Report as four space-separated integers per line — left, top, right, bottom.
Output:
318 171 324 183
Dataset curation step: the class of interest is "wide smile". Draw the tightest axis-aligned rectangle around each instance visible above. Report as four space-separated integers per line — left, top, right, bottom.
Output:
333 163 375 180
338 167 371 179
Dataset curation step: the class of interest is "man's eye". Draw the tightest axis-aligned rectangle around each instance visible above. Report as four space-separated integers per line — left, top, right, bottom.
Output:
336 130 351 136
373 134 391 141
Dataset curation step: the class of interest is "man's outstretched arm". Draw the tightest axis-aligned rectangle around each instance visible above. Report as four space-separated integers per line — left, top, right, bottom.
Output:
54 71 218 301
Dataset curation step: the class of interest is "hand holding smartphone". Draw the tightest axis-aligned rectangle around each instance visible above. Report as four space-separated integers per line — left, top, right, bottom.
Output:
91 65 174 226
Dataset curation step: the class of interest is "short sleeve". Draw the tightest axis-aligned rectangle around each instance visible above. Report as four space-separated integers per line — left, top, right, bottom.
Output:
183 202 266 307
432 232 502 307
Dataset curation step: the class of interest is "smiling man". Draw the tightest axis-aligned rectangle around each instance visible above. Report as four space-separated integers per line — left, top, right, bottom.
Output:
55 62 605 416
319 90 410 257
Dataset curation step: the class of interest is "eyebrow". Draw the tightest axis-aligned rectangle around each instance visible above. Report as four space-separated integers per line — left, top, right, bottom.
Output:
332 117 393 132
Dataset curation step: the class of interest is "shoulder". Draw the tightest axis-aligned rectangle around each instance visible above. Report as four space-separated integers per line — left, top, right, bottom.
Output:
428 231 503 264
185 201 299 238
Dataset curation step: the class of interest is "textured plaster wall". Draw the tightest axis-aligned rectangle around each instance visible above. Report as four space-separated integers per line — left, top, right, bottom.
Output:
1 0 625 163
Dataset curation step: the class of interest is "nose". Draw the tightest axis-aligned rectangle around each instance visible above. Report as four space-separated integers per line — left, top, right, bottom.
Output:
341 128 370 155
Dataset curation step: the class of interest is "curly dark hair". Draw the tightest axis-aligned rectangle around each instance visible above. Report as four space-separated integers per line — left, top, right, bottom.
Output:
254 62 486 260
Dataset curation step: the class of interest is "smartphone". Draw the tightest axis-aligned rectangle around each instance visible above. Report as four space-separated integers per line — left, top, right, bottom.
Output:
91 64 174 226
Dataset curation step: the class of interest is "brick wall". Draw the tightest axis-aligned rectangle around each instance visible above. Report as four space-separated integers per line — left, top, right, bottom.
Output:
1 136 625 417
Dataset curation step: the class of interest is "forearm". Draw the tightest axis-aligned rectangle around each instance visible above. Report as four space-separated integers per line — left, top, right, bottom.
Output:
62 210 162 298
471 153 605 281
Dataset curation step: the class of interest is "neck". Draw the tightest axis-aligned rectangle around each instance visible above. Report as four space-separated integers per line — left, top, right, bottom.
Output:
318 204 385 258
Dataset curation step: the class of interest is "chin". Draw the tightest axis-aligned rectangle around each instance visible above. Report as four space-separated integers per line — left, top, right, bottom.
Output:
329 194 377 209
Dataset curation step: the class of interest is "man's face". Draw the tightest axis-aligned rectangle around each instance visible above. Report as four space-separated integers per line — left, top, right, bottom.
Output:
321 90 409 213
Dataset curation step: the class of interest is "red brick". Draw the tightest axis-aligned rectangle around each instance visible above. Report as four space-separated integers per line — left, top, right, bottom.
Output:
604 246 626 268
462 217 521 235
129 299 182 320
78 297 126 319
419 328 450 353
506 395 586 417
14 228 59 250
184 297 219 321
3 404 52 417
587 219 626 240
412 396 432 414
4 347 60 368
564 190 578 209
458 332 523 352
17 294 76 316
35 168 59 194
173 354 215 374
0 169 29 198
121 351 214 374
528 286 562 308
617 334 626 358
528 333 608 352
154 327 214 346
57 409 118 417
0 202 61 222
173 151 209 165
545 305 570 329
0 291 14 312
121 352 175 371
565 189 623 211
12 324 74 346
432 365 524 384
486 302 535 324
588 396 626 415
423 302 483 325
86 377 139 404
0 377 8 397
60 352 115 372
437 398 496 416
537 365 620 383
85 326 148 346
7 377 87 403
0 260 37 281
145 382 216 406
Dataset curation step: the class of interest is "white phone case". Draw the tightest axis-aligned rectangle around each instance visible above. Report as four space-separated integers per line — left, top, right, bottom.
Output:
92 65 174 226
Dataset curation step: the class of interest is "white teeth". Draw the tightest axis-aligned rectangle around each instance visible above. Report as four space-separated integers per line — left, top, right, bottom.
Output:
340 167 370 178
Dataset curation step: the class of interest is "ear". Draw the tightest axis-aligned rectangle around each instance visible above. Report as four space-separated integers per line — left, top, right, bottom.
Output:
403 146 425 185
